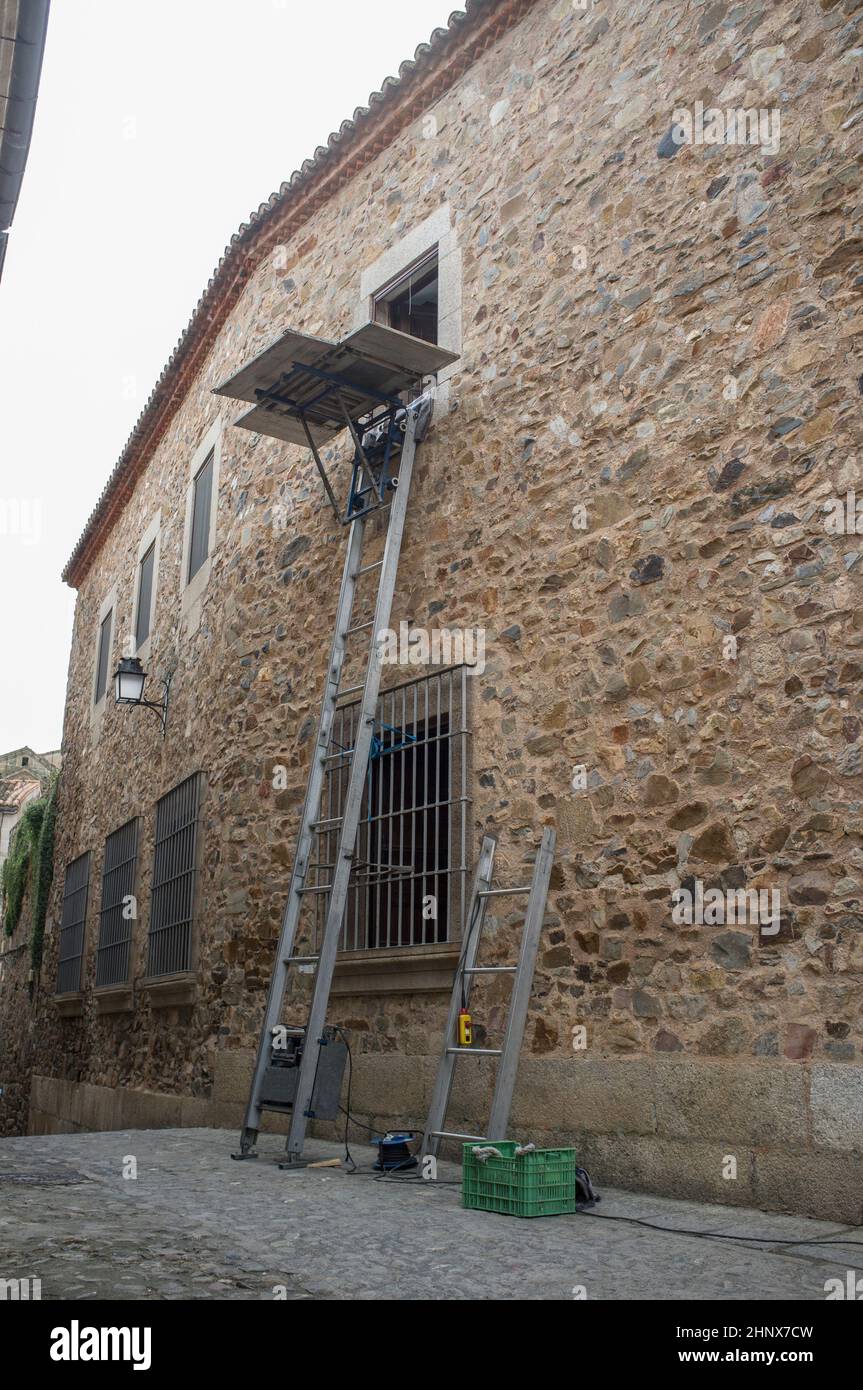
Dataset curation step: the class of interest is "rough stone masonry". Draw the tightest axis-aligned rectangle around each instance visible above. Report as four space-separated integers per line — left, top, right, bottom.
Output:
1 0 862 1221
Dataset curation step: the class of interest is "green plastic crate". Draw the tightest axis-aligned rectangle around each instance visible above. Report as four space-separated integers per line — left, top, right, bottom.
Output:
461 1141 579 1218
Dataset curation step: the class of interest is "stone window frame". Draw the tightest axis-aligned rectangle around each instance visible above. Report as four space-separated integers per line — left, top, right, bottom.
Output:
353 204 461 412
180 418 222 634
90 582 118 744
130 510 161 665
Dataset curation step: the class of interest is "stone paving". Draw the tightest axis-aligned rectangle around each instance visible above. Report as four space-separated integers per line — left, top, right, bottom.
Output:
1 1127 862 1300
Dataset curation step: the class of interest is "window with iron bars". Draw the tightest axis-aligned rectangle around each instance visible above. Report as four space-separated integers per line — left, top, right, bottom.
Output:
56 851 91 994
312 665 471 951
147 773 203 977
95 818 139 987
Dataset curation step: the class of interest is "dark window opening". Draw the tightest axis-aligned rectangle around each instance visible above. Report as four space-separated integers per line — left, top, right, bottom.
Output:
362 713 450 947
56 851 90 994
188 451 214 583
373 252 438 345
313 666 470 952
147 773 202 977
96 818 139 988
95 610 113 703
21 756 28 766
135 542 156 648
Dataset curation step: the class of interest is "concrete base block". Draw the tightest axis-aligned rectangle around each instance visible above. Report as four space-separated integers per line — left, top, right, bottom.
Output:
22 1054 863 1223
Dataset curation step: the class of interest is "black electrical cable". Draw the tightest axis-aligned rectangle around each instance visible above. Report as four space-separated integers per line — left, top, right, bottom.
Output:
576 1209 863 1249
334 1025 427 1175
456 893 483 1010
332 1026 356 1172
295 1036 863 1231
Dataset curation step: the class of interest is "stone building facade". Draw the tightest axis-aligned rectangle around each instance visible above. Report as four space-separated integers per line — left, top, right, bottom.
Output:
2 0 863 1219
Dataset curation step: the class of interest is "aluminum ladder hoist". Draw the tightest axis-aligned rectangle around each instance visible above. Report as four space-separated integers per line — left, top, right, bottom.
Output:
213 322 458 1164
212 320 556 1168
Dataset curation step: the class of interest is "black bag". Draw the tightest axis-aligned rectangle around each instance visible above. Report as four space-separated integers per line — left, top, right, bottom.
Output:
575 1165 600 1208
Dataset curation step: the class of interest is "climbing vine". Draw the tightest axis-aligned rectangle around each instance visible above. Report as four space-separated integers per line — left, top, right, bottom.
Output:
31 775 59 971
1 795 45 936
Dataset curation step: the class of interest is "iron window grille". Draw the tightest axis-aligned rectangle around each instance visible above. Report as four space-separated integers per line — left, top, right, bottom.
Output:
312 664 471 951
147 773 203 977
56 851 91 994
95 818 139 987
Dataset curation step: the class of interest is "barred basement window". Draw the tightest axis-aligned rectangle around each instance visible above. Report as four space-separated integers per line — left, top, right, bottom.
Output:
95 818 139 987
56 851 91 994
147 773 203 976
313 665 471 951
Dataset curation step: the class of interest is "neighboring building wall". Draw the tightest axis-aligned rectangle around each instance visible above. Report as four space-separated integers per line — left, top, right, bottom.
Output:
4 0 863 1219
0 780 40 870
0 747 61 780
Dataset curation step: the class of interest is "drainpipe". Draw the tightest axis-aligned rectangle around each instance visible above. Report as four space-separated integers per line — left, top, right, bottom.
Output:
0 0 51 281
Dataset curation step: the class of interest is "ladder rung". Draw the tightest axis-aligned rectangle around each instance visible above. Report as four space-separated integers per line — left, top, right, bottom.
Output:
286 955 319 965
321 750 352 763
311 816 344 829
446 1047 502 1056
343 620 374 636
352 560 384 577
463 966 517 975
429 1130 487 1142
478 886 531 898
336 683 364 698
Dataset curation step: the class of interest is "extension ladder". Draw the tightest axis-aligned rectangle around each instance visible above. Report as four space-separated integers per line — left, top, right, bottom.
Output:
234 400 426 1162
421 827 556 1159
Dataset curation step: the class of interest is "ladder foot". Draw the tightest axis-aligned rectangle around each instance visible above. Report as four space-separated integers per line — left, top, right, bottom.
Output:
232 1128 259 1159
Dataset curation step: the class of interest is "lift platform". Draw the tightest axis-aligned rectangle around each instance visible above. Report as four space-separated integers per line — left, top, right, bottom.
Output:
214 322 458 523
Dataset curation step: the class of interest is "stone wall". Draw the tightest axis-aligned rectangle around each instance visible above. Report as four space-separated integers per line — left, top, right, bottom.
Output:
3 0 863 1220
0 885 36 1138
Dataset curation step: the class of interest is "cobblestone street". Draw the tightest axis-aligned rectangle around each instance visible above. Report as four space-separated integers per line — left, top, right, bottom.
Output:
1 1128 862 1301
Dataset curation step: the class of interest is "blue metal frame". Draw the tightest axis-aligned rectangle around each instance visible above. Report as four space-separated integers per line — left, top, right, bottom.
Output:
254 359 409 524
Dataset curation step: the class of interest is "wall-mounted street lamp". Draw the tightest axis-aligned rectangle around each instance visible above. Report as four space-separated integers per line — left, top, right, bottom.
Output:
113 657 173 737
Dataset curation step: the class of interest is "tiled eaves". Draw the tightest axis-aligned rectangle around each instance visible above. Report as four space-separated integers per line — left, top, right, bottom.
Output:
62 0 542 589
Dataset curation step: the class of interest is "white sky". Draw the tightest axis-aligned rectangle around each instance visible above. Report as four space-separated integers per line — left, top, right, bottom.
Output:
0 0 455 753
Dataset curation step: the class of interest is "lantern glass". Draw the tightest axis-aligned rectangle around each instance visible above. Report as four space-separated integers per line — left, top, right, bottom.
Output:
114 657 147 704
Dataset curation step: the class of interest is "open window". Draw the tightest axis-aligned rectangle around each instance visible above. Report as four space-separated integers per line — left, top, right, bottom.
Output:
373 251 439 345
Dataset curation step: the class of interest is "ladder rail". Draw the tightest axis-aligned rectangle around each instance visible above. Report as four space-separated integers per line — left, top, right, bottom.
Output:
420 835 497 1161
420 827 556 1160
487 827 556 1140
236 516 366 1151
284 408 420 1159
